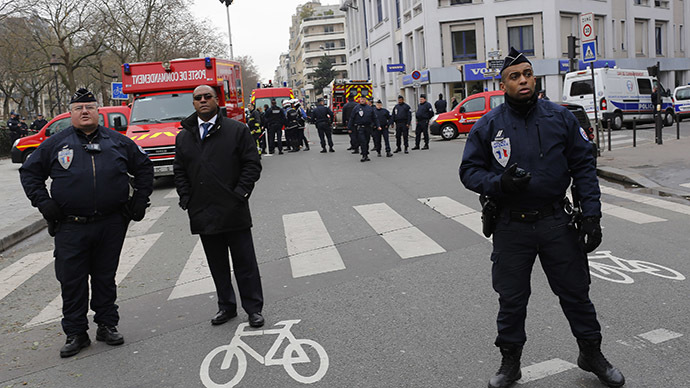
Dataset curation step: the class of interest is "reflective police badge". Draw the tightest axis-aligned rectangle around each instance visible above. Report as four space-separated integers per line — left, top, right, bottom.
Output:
579 127 590 142
358 110 364 117
58 147 73 169
491 132 510 167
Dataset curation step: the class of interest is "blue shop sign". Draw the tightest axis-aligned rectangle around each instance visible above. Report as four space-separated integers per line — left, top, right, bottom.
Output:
559 59 616 72
464 63 500 81
387 64 406 72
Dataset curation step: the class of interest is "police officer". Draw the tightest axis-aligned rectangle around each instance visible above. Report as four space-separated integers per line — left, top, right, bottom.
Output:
284 100 303 152
7 111 21 146
294 100 310 151
312 98 335 153
459 48 624 388
246 103 263 154
31 113 48 133
342 96 359 153
373 99 392 157
348 95 380 162
263 98 287 155
412 94 434 150
434 93 447 114
20 88 153 358
391 95 411 154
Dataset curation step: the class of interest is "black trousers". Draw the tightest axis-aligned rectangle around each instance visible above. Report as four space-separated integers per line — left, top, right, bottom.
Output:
415 120 429 147
372 126 391 153
349 128 360 151
316 122 333 148
54 214 128 336
490 208 601 346
200 228 263 314
394 122 409 149
267 125 283 152
357 126 372 156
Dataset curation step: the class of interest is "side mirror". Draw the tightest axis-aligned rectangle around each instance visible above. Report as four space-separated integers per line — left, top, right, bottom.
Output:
459 106 466 113
113 116 125 131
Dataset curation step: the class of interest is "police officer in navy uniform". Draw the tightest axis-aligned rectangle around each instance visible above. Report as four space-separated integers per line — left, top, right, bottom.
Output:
20 88 153 358
391 95 412 153
312 98 335 153
8 111 21 145
30 113 48 133
434 93 447 114
412 94 434 150
373 99 393 157
460 48 624 388
263 98 287 154
342 96 359 153
348 95 380 162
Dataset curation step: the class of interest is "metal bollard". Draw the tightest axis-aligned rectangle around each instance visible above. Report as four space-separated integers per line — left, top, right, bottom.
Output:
632 117 636 147
677 116 681 140
607 119 612 151
655 111 663 145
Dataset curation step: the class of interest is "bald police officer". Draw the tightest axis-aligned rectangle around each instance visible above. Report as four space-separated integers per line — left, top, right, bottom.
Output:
20 89 153 358
460 48 624 388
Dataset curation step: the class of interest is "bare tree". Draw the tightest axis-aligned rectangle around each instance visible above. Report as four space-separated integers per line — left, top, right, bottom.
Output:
235 55 261 105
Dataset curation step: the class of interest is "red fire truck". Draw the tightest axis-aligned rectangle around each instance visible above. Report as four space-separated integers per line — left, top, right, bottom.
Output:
122 57 244 176
327 79 372 132
250 86 294 110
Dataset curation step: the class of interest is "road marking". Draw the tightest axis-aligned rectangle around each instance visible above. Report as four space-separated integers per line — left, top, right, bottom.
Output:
680 183 690 188
418 196 487 239
637 328 683 344
354 203 446 259
26 232 162 327
601 186 690 216
601 202 666 224
0 250 54 302
126 206 169 237
168 238 223 300
516 358 577 384
283 211 345 278
164 189 179 199
609 138 634 146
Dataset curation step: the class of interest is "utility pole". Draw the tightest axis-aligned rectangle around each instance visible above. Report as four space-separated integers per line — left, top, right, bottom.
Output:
219 0 234 59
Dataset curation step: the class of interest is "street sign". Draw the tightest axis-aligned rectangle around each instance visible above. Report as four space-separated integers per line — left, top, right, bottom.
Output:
580 12 595 42
487 50 501 58
111 82 128 100
412 81 421 89
387 64 406 72
582 41 597 63
411 70 421 80
487 59 504 70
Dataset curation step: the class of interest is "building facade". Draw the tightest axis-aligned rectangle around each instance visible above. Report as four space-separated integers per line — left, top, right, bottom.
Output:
341 0 690 109
288 1 349 102
274 53 291 88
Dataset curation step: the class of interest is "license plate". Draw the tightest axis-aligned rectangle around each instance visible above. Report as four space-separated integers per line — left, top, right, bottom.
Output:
154 165 173 175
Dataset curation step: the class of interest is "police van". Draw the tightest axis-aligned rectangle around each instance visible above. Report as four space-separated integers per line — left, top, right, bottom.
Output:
672 85 690 122
563 67 674 130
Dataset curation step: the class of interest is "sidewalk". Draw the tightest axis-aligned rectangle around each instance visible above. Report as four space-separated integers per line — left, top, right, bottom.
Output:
0 158 46 252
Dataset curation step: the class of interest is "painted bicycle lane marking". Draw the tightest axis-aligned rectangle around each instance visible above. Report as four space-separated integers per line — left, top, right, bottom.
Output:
588 250 685 284
200 319 329 387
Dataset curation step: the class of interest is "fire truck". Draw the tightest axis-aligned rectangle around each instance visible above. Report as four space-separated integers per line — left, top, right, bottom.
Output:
250 85 294 110
122 57 244 176
327 79 372 132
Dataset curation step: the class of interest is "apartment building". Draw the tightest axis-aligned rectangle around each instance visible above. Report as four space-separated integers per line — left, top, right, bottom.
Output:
341 0 690 107
288 1 349 102
274 53 290 88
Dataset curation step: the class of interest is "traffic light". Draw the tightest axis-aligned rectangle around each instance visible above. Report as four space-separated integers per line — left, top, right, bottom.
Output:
219 0 233 5
567 35 580 59
647 62 660 77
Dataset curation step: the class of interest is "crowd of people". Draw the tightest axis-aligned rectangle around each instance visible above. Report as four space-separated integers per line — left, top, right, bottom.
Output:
6 111 48 145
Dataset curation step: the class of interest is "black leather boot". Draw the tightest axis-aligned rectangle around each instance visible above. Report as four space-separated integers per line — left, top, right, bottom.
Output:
60 333 91 358
96 324 125 345
577 338 625 387
488 344 522 388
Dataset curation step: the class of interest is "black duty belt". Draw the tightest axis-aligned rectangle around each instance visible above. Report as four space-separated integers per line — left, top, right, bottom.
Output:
63 213 115 224
507 200 564 222
356 124 371 128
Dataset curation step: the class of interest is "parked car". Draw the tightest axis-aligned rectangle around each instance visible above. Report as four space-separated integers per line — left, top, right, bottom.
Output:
557 101 598 162
672 84 690 122
11 106 130 164
430 90 504 140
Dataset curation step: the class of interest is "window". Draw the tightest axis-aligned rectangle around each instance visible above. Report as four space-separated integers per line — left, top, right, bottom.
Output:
365 58 370 80
570 80 594 96
681 25 685 52
108 112 128 130
397 42 403 63
635 20 646 55
451 30 477 61
462 97 485 113
395 0 401 28
508 26 534 56
621 20 626 50
451 0 472 4
676 88 690 101
655 25 663 55
324 25 334 33
637 78 652 94
490 95 505 109
325 41 335 49
376 0 383 23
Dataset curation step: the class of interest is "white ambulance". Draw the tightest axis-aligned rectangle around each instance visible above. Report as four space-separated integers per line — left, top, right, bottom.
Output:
672 85 690 122
562 67 674 130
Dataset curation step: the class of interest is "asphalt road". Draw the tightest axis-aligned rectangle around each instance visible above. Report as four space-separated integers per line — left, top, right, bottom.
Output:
1 128 688 387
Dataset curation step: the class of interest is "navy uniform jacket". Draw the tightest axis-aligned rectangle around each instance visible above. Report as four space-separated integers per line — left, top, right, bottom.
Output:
435 99 447 114
374 107 392 129
312 105 333 125
459 99 601 217
341 101 357 124
263 105 287 128
20 125 153 216
348 104 380 130
415 101 434 122
391 103 412 124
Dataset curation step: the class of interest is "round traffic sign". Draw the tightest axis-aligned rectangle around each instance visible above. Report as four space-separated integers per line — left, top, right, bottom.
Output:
583 24 592 38
411 70 421 80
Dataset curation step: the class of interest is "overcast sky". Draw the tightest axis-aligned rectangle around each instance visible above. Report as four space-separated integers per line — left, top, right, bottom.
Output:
191 0 342 82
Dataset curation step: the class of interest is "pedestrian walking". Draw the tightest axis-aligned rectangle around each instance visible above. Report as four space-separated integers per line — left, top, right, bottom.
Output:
391 95 411 154
312 98 335 153
295 100 310 151
412 94 434 150
246 103 263 154
373 99 392 157
434 93 447 114
348 95 380 162
7 111 21 145
20 88 154 358
263 99 287 155
459 47 624 388
342 96 359 153
30 113 48 133
173 85 265 329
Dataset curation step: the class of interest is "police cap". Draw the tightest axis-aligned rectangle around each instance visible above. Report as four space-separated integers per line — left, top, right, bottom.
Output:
420 94 427 99
317 98 324 103
375 99 382 104
500 47 532 74
70 88 97 104
397 95 404 100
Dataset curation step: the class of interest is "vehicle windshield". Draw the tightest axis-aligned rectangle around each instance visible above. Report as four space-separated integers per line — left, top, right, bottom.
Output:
130 93 194 124
569 80 594 96
675 88 690 101
255 97 292 110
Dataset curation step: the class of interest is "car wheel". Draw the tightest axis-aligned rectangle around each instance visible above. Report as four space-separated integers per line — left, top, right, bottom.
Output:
22 149 34 163
440 124 457 140
663 110 674 127
610 112 623 130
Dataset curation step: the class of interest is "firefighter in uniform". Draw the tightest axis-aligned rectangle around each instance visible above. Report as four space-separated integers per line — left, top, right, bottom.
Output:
312 98 335 153
413 94 434 150
20 89 153 358
284 100 304 152
373 99 393 157
459 48 624 388
391 95 412 154
348 95 380 162
263 99 287 154
246 103 263 154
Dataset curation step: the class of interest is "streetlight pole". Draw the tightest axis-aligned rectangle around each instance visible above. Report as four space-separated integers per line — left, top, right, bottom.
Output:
49 54 62 112
220 0 234 59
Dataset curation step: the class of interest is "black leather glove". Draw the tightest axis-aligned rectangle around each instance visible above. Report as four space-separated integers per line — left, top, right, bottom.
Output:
38 199 64 222
580 216 602 253
500 163 531 194
124 198 149 222
179 196 189 211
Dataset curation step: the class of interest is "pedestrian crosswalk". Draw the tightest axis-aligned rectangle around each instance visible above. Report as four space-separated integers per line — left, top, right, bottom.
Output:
2 185 689 329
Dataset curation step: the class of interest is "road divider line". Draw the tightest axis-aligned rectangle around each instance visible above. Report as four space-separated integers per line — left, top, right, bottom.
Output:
601 186 690 216
0 250 54 302
283 211 345 278
25 232 162 327
680 183 690 188
637 328 683 344
164 189 179 199
419 196 487 239
168 238 223 300
354 203 446 259
516 358 577 384
126 206 169 237
601 202 666 224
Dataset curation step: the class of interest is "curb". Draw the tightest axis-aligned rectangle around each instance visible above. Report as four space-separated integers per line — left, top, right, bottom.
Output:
0 213 47 253
597 166 690 201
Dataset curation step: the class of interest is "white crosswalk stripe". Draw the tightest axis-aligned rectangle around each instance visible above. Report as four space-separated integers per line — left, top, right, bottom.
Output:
283 211 346 278
0 250 54 302
680 183 690 189
164 188 179 199
418 196 487 239
601 186 690 216
168 238 223 300
601 202 666 224
126 206 169 237
354 203 445 259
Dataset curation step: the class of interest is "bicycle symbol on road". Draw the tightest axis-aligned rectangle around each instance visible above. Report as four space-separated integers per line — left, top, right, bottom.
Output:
588 251 686 284
200 319 329 387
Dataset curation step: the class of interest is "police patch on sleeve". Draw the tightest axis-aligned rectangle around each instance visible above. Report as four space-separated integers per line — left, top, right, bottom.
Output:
491 137 511 167
579 127 590 142
138 145 147 154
